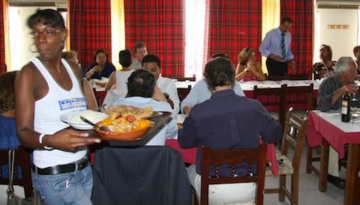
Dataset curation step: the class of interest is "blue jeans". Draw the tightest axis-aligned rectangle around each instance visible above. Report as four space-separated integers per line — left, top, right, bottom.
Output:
31 164 93 205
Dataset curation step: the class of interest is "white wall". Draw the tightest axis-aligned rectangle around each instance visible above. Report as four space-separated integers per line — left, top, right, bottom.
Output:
314 9 359 62
8 6 60 71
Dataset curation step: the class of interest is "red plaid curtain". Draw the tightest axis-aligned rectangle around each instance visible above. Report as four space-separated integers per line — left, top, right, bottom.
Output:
124 1 185 78
0 1 6 74
281 0 313 74
204 0 262 67
69 1 112 69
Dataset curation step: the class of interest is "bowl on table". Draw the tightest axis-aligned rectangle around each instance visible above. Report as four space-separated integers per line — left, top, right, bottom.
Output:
94 120 152 140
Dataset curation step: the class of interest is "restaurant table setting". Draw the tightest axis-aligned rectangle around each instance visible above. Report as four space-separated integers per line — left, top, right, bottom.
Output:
307 110 360 205
240 79 320 91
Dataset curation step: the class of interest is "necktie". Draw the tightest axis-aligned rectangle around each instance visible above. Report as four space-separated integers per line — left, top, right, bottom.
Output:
281 33 286 61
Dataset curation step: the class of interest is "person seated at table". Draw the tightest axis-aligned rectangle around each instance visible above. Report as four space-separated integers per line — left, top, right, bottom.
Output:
235 47 265 82
113 69 178 145
62 50 79 65
103 49 134 106
83 48 116 80
353 45 360 74
311 44 336 79
142 54 180 116
181 53 245 115
317 56 359 189
178 57 282 204
130 42 148 70
0 71 20 150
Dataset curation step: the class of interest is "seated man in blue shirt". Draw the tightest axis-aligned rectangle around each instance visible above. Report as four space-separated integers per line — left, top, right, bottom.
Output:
181 53 245 115
113 69 178 145
178 57 282 204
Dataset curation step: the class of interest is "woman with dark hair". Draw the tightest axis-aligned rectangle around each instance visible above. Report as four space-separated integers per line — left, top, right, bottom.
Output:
103 49 134 105
235 48 265 81
311 44 336 79
83 48 116 80
0 71 20 150
15 9 99 205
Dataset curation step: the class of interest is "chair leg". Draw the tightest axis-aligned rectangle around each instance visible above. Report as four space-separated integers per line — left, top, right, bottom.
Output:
193 189 199 205
291 173 299 205
306 142 313 174
279 175 286 202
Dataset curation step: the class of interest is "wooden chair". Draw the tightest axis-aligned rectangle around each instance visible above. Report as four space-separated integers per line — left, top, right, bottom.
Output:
0 146 33 198
253 84 287 128
266 73 289 81
174 75 196 82
289 73 311 80
177 84 192 102
92 146 192 204
194 144 267 205
265 108 308 205
284 84 314 119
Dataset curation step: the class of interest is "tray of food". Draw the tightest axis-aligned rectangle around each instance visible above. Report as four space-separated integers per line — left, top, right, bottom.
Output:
92 105 172 146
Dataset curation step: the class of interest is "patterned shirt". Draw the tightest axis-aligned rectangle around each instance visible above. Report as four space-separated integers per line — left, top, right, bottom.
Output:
317 76 360 111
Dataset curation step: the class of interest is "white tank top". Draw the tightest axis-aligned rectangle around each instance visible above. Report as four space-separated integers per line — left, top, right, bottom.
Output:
103 70 134 106
32 57 87 168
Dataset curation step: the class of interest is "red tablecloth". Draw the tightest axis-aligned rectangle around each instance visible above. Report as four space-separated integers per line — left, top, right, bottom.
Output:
306 111 360 158
165 139 278 175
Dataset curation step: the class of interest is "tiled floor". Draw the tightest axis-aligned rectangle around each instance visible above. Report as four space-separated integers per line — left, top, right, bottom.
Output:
0 147 346 205
264 147 345 205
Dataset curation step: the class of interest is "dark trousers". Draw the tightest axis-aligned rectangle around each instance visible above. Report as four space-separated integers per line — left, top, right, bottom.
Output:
266 58 288 77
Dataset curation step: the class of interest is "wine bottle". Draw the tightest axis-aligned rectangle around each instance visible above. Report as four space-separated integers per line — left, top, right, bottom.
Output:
341 86 351 122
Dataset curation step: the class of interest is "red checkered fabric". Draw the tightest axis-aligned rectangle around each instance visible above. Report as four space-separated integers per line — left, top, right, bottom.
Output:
203 0 262 68
281 0 313 74
69 0 112 70
0 2 6 74
124 1 185 78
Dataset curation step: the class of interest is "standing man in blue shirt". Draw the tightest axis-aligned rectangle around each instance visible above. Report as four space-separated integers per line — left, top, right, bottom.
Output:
259 16 296 76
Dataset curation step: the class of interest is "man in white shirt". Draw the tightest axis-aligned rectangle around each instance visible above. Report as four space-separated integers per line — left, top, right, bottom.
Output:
181 53 246 115
143 54 180 116
113 69 178 145
130 42 148 70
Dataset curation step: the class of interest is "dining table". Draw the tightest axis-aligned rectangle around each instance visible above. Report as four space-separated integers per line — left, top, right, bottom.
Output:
240 79 320 98
307 110 360 205
92 79 197 105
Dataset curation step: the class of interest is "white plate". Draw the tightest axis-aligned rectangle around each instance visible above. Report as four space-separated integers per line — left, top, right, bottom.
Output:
61 110 108 130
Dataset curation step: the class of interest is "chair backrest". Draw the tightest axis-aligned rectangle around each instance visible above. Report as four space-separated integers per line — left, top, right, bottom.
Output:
175 75 196 82
265 73 289 81
289 74 310 80
253 84 287 127
284 84 314 111
200 143 267 205
280 108 308 174
178 86 192 102
92 146 192 205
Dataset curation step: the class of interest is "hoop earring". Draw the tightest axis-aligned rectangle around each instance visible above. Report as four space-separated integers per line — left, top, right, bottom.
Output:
28 43 38 53
60 40 65 49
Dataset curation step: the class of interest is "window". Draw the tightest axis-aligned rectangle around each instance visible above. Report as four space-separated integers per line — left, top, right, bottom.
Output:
185 0 206 79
